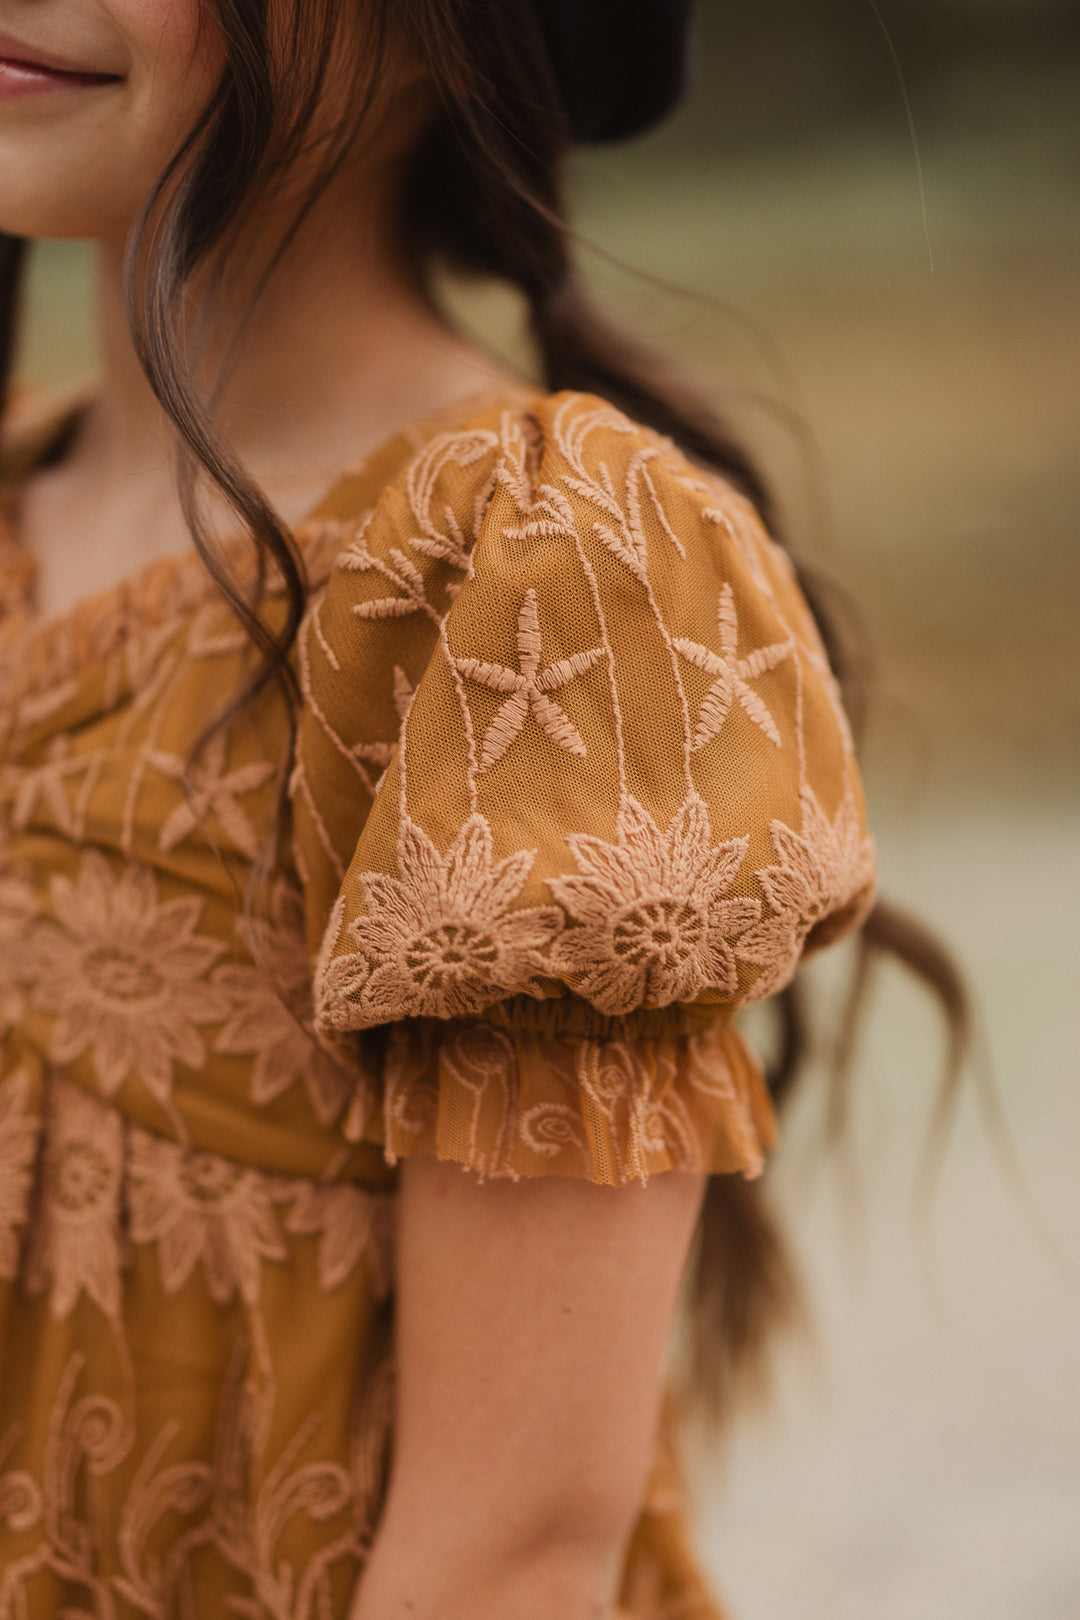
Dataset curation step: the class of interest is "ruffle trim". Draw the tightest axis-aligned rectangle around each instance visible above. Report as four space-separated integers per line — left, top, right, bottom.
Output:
340 1014 776 1188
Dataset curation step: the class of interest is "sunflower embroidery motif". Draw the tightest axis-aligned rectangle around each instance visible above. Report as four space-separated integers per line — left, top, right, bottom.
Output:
128 1128 288 1307
548 794 760 1015
0 1069 39 1283
30 849 231 1103
0 868 37 1036
737 783 877 1003
285 1181 395 1298
23 1077 124 1321
318 812 562 1027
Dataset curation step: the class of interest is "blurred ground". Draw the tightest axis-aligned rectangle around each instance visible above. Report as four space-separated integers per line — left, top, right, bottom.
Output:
12 8 1080 1613
692 799 1080 1620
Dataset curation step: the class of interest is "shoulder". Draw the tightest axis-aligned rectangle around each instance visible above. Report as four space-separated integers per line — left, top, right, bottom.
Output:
294 385 874 1031
293 385 787 844
302 386 790 622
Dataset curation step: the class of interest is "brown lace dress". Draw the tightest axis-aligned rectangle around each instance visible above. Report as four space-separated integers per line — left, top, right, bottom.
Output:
0 387 875 1618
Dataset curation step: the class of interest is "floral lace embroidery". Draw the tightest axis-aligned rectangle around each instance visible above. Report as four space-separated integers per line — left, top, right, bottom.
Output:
319 812 562 1027
332 428 502 627
29 848 231 1103
0 867 36 1037
398 426 502 577
737 783 877 1003
285 1180 395 1298
23 1077 124 1321
0 1353 132 1607
549 795 759 1015
0 1068 38 1281
307 392 874 1041
0 1275 386 1617
538 400 677 580
0 389 869 1617
128 1127 288 1307
214 880 352 1127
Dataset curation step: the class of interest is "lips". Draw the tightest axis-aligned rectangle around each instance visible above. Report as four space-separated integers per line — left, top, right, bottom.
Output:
0 57 119 85
0 30 122 85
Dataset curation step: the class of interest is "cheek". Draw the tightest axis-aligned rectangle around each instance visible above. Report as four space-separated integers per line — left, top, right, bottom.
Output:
113 0 219 86
111 0 226 158
0 1 226 240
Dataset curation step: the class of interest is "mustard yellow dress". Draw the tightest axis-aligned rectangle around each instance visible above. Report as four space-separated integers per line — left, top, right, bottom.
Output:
0 387 875 1618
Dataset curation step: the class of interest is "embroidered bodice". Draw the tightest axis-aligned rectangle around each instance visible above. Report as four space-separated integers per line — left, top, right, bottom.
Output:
0 386 874 1617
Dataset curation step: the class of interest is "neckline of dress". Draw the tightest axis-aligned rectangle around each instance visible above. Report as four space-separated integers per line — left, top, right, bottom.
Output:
0 379 539 714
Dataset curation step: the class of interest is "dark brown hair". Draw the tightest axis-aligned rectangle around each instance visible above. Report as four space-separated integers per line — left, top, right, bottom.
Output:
0 0 968 1422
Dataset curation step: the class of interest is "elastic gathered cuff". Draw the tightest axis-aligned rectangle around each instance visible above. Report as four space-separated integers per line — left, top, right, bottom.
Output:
340 1011 775 1187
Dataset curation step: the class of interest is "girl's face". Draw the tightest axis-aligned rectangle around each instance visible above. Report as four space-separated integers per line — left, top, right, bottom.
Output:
0 2 226 239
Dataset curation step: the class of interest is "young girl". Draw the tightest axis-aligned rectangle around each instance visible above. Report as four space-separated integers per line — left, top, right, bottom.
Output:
0 2 957 1615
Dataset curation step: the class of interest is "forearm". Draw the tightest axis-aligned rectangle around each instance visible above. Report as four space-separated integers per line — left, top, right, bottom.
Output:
349 1517 625 1620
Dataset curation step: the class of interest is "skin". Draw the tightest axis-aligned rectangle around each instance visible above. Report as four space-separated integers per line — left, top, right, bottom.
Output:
0 6 709 1615
1 0 509 615
355 1160 706 1620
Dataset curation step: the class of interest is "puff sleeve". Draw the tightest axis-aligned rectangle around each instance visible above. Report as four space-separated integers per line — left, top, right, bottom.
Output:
291 393 876 1186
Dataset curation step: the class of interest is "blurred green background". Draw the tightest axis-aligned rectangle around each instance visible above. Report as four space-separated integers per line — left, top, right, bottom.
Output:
13 1 1080 1613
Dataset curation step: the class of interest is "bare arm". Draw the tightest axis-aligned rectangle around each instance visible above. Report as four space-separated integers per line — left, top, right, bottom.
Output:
350 1156 706 1620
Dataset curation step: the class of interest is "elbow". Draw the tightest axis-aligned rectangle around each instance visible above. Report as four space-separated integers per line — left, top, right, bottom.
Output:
355 1487 639 1620
494 1466 647 1583
370 1467 646 1603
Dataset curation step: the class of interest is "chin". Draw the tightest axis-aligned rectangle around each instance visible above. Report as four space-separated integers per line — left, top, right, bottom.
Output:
0 122 158 240
0 181 133 241
0 209 117 241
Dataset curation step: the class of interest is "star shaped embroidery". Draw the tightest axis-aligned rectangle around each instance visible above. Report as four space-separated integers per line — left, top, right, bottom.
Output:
13 735 89 836
454 588 604 771
148 732 276 859
673 584 792 751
